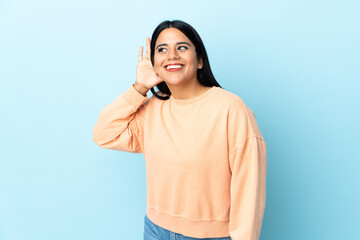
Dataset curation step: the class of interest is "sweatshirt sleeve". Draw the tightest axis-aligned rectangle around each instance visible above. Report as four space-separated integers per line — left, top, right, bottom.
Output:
228 136 267 240
92 84 149 153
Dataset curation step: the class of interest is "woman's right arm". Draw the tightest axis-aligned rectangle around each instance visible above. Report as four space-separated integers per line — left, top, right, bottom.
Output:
92 83 150 153
93 37 163 153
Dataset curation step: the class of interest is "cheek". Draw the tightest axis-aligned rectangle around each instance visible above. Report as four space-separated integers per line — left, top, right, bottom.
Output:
154 55 163 68
186 53 198 66
154 63 164 75
154 63 162 72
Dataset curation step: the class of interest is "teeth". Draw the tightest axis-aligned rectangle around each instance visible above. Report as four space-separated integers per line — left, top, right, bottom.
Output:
166 65 183 69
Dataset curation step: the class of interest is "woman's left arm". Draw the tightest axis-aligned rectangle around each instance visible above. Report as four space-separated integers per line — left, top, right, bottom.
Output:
228 135 267 240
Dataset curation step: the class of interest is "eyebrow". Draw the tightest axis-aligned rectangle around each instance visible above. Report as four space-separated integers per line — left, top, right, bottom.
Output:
155 41 191 50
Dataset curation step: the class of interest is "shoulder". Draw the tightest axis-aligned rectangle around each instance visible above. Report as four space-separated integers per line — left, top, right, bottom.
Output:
216 87 264 138
214 87 251 112
145 90 169 107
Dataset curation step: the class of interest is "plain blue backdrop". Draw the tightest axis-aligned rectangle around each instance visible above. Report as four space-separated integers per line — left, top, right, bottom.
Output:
0 0 359 239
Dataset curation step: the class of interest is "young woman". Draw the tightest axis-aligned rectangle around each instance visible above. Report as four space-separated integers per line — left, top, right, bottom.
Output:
93 20 267 240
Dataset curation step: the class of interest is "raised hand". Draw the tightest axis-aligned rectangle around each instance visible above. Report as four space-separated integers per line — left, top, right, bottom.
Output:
135 37 163 92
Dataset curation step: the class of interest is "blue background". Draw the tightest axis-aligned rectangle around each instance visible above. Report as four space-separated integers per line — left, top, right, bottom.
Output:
1 0 359 239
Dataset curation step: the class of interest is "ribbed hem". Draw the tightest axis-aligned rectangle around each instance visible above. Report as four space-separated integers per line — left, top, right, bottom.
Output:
145 206 230 238
121 84 149 109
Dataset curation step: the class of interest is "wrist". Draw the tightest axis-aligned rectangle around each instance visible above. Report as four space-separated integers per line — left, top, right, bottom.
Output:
133 83 149 97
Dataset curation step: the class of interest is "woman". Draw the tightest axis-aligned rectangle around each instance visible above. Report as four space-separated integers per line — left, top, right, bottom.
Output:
93 20 267 240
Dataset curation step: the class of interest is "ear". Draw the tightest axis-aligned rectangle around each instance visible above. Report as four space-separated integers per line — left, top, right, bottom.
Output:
198 57 203 69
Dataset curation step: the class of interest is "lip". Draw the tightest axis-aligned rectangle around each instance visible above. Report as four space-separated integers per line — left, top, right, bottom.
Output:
165 65 184 72
164 63 185 72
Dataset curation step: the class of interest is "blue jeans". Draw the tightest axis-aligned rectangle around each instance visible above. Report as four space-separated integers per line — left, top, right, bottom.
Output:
143 214 231 240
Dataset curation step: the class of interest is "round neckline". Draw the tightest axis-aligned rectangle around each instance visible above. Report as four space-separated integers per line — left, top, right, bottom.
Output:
169 86 218 105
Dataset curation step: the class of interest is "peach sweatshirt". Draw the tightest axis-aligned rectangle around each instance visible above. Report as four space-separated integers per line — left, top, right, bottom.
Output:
93 84 267 240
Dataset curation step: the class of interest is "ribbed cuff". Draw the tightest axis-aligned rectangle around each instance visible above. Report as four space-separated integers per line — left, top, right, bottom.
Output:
121 84 149 109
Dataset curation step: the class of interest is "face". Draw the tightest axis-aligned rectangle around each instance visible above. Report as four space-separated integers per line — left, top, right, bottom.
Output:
153 28 203 86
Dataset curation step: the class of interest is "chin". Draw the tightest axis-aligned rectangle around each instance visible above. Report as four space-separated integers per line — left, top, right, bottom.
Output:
163 78 187 86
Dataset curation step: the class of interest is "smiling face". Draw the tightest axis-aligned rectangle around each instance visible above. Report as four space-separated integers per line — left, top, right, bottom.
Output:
153 28 203 87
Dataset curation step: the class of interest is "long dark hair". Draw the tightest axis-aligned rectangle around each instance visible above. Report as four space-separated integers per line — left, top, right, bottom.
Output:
149 20 222 100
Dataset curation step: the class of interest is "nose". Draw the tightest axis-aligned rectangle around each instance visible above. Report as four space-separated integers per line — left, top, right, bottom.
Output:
167 47 179 60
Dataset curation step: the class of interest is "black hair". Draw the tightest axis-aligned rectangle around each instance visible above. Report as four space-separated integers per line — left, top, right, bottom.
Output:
149 19 222 100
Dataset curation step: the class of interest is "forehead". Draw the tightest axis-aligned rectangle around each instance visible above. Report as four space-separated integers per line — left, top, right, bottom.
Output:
155 28 191 45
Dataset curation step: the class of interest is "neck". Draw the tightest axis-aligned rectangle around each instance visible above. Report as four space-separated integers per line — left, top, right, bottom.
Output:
167 80 211 100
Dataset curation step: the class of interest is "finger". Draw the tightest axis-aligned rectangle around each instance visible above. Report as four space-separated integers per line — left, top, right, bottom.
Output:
138 45 143 62
145 37 151 60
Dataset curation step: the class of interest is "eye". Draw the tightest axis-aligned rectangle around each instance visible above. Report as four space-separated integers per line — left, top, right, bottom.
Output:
157 46 188 53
